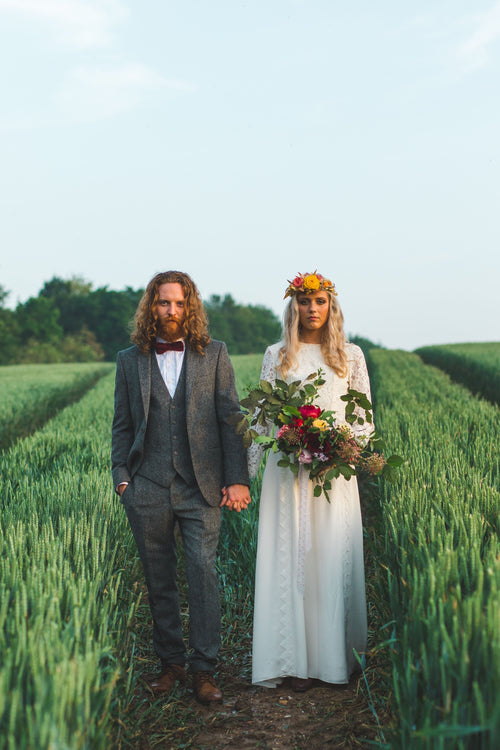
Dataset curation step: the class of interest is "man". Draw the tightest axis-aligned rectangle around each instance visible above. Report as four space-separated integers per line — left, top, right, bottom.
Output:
111 270 250 705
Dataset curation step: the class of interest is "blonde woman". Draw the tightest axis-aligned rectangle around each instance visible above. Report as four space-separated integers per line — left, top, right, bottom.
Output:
250 272 373 691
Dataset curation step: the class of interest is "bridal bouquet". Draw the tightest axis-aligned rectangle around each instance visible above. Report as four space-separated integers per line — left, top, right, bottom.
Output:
232 369 402 500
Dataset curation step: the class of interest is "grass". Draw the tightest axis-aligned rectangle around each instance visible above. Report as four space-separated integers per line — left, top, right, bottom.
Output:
0 361 113 451
415 341 500 406
365 349 500 749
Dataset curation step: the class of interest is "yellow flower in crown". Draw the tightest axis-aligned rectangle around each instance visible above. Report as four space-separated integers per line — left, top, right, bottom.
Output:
303 274 321 291
284 271 337 299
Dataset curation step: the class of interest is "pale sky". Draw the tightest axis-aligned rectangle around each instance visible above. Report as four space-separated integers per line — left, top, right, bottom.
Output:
1 0 499 350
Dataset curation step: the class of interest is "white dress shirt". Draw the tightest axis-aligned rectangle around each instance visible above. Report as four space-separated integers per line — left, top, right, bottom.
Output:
155 339 185 396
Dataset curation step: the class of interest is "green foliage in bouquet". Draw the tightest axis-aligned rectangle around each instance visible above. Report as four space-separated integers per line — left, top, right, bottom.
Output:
231 369 403 500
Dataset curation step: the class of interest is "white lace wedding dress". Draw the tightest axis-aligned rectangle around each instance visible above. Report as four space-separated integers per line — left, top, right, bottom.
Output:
250 342 372 687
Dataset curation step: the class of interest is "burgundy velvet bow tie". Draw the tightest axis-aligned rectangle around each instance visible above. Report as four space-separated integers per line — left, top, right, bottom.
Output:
155 340 184 354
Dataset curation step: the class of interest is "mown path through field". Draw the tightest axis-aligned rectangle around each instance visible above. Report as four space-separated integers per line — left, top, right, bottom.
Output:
116 484 387 750
119 616 383 749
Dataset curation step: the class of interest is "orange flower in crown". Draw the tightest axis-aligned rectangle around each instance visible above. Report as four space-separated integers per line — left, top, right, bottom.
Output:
284 271 336 299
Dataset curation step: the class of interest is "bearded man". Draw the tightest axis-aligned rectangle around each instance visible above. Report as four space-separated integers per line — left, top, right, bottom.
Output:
111 270 250 704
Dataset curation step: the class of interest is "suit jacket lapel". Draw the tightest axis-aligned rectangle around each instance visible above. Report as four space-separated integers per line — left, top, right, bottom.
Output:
138 351 152 422
184 346 199 421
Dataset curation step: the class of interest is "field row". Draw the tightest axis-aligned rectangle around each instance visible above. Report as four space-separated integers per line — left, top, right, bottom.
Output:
0 373 141 748
415 342 500 406
0 362 113 451
366 349 499 749
0 360 264 749
1 344 499 747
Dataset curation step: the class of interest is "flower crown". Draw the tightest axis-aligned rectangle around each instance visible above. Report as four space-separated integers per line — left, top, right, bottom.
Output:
284 272 337 299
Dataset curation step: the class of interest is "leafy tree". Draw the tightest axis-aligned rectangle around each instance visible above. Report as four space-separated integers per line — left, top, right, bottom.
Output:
39 276 142 360
205 294 281 354
16 296 63 343
84 287 143 361
0 286 21 365
18 327 104 364
40 276 94 335
0 285 9 308
0 279 282 364
348 335 383 355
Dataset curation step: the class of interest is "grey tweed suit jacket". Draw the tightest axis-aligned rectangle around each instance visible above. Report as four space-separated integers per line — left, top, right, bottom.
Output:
111 340 249 506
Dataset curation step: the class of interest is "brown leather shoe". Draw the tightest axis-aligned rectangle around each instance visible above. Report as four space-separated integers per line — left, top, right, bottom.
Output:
192 671 223 705
149 664 186 694
290 676 314 692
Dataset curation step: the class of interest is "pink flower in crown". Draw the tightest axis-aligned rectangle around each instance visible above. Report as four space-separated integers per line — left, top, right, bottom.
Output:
298 449 312 464
292 275 303 287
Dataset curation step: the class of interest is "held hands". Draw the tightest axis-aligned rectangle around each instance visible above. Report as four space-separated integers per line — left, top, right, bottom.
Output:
220 484 251 512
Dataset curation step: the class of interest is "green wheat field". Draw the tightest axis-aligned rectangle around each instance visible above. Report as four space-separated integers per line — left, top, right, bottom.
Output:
0 343 499 749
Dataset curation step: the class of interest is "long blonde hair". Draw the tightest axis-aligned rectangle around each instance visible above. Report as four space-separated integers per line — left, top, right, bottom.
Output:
279 291 348 377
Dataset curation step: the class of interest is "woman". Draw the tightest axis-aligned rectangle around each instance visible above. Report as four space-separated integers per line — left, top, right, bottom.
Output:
250 272 373 691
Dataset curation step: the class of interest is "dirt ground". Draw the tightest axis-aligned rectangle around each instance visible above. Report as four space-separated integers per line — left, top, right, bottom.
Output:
183 674 377 749
125 652 381 750
120 483 384 749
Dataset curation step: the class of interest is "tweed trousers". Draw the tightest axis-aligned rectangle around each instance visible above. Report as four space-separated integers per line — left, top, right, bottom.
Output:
122 473 222 672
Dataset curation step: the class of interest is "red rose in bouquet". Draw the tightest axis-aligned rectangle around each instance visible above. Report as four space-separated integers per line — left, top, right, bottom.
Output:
298 405 321 419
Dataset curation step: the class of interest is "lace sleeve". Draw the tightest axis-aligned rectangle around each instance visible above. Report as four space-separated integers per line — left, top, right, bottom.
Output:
247 345 278 479
348 344 375 439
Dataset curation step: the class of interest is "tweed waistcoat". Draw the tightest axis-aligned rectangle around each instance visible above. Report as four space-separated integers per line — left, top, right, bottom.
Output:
139 357 196 488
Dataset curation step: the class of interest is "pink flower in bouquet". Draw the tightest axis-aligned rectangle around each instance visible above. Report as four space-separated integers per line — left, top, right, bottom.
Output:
298 405 322 420
298 449 312 464
277 425 302 446
276 425 290 439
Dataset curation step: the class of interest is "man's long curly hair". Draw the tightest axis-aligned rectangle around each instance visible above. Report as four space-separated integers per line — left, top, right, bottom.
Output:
131 271 210 355
279 290 348 378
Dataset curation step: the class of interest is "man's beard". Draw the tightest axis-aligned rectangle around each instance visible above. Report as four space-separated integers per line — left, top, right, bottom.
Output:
159 318 185 342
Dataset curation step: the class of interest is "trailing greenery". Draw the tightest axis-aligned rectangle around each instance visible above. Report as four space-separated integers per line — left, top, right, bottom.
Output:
415 342 500 406
0 362 113 451
366 349 500 749
0 373 141 749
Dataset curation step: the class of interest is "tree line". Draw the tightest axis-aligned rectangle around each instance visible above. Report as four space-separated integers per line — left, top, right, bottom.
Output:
0 277 282 365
